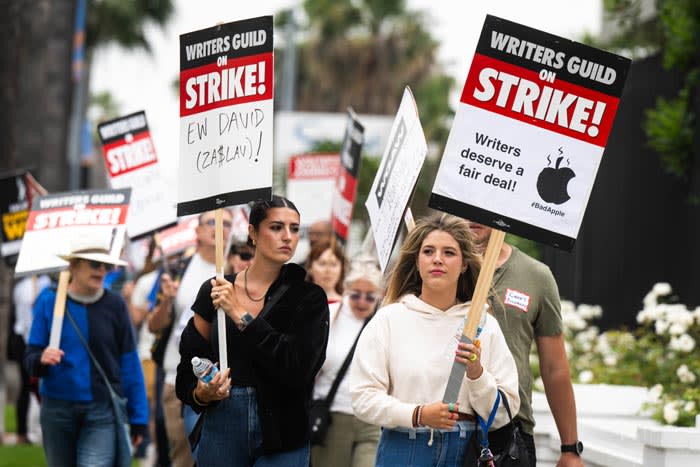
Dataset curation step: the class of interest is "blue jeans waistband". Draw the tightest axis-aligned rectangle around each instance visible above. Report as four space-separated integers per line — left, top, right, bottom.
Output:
386 420 476 439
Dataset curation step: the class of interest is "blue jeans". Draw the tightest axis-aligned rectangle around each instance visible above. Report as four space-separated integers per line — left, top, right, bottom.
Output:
196 386 309 467
40 397 117 467
375 421 476 467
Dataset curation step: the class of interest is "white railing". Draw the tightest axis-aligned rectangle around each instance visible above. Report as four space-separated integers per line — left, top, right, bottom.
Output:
533 384 700 467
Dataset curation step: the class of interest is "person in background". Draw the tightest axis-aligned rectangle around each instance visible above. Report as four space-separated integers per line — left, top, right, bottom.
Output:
24 236 148 467
11 274 51 444
306 242 346 304
311 255 383 467
350 214 519 467
176 196 329 466
468 221 584 467
226 241 255 274
307 220 333 251
148 209 233 467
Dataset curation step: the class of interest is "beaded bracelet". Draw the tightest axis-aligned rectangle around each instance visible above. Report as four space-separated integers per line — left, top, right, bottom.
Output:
416 405 424 427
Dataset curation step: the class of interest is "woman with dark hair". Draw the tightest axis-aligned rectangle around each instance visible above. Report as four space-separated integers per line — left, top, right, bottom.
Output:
305 241 345 304
176 196 329 466
349 214 519 467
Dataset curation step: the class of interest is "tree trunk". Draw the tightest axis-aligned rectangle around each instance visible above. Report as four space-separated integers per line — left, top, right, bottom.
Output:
0 0 75 439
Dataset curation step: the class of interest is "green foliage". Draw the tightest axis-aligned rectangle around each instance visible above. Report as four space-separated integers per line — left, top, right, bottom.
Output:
643 86 694 177
658 0 700 71
0 446 46 467
309 139 343 153
601 0 699 179
414 74 455 146
505 234 541 261
86 0 174 50
292 0 453 143
4 404 15 433
355 155 381 226
1 405 46 466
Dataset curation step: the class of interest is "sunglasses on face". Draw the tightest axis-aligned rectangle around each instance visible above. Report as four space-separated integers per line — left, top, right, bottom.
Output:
348 291 377 303
85 260 114 271
238 252 254 261
201 219 233 229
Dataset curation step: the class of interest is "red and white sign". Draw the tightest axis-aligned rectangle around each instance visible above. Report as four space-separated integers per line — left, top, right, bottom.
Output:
15 188 131 277
98 111 176 238
332 110 364 243
178 16 274 216
430 15 630 251
153 217 199 261
286 154 340 227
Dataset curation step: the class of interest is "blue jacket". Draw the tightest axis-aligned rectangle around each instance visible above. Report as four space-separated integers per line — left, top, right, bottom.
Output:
24 288 148 429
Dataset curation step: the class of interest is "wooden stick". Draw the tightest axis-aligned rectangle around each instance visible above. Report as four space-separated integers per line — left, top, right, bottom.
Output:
443 228 505 403
462 229 505 339
48 270 71 349
404 207 416 232
215 209 228 370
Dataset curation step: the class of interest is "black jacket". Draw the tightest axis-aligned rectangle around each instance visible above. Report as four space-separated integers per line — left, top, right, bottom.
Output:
176 263 329 454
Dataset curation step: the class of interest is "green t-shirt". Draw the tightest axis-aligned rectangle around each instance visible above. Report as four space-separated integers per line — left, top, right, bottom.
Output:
488 246 562 435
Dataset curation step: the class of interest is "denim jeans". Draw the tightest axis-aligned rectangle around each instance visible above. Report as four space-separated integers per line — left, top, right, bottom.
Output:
196 386 310 467
40 397 117 467
375 421 476 467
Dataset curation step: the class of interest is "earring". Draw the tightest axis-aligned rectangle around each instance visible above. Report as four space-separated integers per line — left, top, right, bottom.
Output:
252 239 256 246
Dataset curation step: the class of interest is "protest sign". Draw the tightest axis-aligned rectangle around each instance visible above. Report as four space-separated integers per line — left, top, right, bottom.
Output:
0 169 45 260
14 188 131 277
366 87 428 271
152 217 199 261
98 111 177 239
178 16 274 216
286 154 340 228
430 15 631 251
332 110 364 244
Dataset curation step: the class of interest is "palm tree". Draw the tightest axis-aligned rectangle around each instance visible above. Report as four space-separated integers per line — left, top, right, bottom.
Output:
279 0 454 144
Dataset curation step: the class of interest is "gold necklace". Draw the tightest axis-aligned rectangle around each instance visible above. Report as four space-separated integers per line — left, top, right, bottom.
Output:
244 268 265 302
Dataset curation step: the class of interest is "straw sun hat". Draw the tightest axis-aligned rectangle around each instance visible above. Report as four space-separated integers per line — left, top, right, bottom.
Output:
57 231 127 267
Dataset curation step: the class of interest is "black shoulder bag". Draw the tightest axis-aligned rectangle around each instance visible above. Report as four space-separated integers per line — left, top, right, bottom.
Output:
463 388 530 467
309 310 370 446
65 309 133 467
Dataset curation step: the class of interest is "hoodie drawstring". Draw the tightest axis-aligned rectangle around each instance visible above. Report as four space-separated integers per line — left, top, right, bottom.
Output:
427 428 435 446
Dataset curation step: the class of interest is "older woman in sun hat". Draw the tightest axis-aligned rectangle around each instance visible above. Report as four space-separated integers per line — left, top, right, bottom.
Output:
24 234 148 467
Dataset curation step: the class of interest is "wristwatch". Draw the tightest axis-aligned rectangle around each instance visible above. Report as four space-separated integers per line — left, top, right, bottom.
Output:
238 312 254 330
561 440 584 456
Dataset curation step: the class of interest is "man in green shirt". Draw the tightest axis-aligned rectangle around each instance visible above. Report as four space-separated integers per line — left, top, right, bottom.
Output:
470 222 584 467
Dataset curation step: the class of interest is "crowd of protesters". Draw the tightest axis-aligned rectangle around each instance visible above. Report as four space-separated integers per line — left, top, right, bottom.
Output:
5 200 582 467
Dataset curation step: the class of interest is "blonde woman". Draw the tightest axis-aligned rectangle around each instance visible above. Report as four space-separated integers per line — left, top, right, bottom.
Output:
350 214 519 467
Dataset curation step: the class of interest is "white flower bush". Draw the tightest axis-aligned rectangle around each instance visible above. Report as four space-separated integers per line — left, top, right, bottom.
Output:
532 283 700 427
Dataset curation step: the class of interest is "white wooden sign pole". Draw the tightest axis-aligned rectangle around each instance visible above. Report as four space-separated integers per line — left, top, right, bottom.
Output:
48 270 71 349
215 209 228 370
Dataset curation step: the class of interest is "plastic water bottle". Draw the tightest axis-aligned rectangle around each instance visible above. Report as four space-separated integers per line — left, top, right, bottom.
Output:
191 356 218 383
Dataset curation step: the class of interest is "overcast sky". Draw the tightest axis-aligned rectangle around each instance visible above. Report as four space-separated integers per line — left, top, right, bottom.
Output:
90 0 602 175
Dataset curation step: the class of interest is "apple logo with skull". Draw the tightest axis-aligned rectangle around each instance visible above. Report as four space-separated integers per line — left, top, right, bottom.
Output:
536 156 575 205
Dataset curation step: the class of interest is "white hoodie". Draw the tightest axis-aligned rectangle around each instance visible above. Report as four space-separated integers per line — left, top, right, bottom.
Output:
350 294 519 430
